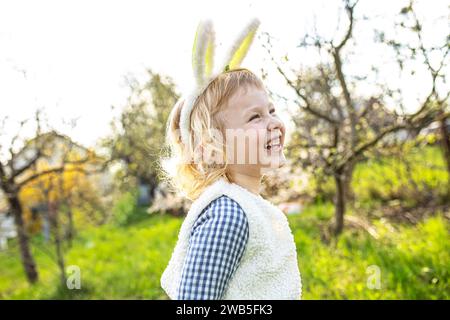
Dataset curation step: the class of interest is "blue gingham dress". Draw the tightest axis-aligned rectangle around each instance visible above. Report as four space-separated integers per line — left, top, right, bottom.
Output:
177 195 249 300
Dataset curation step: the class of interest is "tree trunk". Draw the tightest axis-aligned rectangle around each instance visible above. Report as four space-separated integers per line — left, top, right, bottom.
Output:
49 202 67 287
333 165 354 236
438 114 450 198
145 175 158 204
65 206 74 248
334 173 346 235
8 193 39 283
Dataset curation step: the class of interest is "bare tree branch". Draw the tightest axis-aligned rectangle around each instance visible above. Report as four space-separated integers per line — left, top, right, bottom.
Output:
17 157 99 190
260 32 340 124
334 0 357 51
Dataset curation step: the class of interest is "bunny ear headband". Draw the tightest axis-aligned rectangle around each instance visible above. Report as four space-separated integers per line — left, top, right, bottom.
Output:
177 18 261 146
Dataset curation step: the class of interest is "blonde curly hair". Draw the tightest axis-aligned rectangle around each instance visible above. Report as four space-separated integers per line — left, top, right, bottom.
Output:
161 68 265 200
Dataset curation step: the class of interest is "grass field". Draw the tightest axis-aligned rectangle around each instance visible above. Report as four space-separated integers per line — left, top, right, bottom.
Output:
0 202 448 299
0 145 449 299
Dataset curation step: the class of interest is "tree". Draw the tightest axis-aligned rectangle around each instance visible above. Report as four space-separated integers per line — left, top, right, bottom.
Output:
261 0 449 235
0 111 102 283
103 69 179 204
377 0 450 196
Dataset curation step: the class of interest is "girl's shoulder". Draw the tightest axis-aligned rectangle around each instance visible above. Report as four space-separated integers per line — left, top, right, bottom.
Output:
190 195 248 236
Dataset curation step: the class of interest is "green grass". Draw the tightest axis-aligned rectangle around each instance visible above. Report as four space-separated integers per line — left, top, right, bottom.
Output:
1 204 448 299
0 215 181 299
1 145 448 299
290 202 449 299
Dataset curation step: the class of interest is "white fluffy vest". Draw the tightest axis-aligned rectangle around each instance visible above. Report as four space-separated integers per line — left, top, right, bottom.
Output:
160 178 302 300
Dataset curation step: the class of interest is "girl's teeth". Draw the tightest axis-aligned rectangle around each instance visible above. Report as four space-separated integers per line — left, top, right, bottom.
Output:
266 139 280 149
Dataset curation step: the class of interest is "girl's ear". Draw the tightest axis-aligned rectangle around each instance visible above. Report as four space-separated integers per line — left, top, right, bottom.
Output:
222 18 260 71
192 20 216 86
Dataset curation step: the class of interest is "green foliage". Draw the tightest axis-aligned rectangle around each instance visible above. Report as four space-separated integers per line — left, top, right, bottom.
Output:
111 189 148 227
102 70 179 190
306 145 448 206
353 146 448 207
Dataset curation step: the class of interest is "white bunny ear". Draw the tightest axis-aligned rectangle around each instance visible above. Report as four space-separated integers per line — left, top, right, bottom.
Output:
222 18 260 71
192 20 216 86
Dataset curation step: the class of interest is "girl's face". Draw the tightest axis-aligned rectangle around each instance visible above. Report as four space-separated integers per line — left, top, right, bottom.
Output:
219 85 286 176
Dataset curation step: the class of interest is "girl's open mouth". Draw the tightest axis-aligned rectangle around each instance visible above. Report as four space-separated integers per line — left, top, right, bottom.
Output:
265 137 282 153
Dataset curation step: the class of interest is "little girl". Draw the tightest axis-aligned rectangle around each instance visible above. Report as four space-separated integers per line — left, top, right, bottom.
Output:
160 20 301 300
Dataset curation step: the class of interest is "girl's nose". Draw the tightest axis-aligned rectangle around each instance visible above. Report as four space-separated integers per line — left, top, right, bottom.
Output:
267 115 283 131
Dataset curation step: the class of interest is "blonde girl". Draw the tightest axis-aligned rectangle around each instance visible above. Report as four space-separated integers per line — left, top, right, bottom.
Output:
160 19 301 300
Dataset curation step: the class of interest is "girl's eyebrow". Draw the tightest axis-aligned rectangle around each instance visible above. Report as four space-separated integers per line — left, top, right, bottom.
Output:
244 102 274 115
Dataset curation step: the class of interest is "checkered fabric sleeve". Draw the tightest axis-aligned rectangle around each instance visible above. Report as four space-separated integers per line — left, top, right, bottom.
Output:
176 195 249 300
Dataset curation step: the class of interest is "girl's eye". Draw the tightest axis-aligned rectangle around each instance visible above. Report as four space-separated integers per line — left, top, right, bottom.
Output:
248 109 276 122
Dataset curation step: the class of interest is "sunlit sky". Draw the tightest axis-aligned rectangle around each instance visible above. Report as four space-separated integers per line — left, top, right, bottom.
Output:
0 0 448 152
